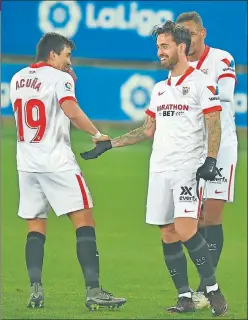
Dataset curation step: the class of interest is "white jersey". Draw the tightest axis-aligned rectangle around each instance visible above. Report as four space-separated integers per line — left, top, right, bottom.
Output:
146 67 221 172
188 46 237 148
10 62 79 172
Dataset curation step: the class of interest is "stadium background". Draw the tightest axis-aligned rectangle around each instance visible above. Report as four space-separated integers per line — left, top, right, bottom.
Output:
1 1 247 319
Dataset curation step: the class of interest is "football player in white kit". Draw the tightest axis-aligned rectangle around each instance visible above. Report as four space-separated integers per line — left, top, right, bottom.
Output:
10 32 126 311
175 11 238 306
81 21 228 316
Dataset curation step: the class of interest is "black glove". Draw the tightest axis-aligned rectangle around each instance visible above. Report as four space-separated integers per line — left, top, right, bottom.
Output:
196 157 217 181
80 140 112 160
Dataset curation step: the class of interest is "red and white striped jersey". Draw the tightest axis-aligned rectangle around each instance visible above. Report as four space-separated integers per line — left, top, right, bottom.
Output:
146 67 221 172
10 62 80 172
188 46 237 148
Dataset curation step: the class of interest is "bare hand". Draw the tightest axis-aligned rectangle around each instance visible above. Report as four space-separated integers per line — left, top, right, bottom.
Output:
93 134 110 143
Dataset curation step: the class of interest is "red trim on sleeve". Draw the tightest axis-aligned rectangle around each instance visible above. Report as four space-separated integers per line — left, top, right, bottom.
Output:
228 164 234 201
196 45 210 70
76 174 89 209
202 105 222 114
218 73 237 82
145 109 156 118
59 96 77 105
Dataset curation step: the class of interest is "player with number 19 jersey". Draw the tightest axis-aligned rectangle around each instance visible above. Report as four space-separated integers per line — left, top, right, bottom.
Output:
10 62 93 219
10 62 79 173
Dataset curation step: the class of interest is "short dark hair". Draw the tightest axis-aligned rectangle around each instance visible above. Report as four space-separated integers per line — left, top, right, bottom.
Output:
152 20 191 56
176 11 203 27
36 32 75 62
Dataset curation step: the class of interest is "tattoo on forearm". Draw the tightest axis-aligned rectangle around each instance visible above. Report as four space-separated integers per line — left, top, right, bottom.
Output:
206 113 221 158
111 116 155 148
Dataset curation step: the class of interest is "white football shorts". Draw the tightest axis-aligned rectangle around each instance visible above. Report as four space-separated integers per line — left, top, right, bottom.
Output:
18 170 93 219
146 169 205 225
205 146 237 202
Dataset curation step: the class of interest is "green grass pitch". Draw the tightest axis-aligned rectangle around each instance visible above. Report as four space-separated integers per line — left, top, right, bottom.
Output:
1 122 247 319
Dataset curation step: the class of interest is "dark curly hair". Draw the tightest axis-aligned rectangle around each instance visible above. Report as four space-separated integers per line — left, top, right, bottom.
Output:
151 20 191 56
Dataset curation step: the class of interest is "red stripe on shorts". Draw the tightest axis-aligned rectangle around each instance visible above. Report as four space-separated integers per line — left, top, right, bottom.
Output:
228 165 234 201
76 174 89 209
197 187 203 218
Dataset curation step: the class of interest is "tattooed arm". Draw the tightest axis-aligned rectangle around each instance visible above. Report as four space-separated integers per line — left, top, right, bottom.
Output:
81 115 156 160
111 115 156 148
204 111 221 158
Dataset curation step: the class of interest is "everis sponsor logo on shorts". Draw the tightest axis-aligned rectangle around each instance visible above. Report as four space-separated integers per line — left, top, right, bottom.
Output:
213 167 227 184
179 186 197 202
157 104 189 117
38 1 174 37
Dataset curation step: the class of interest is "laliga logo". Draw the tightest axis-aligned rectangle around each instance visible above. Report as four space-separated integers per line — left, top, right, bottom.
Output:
87 2 174 37
38 1 81 37
121 74 155 121
38 1 173 38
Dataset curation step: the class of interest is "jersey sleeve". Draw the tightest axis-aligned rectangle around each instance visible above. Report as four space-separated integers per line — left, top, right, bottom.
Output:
216 51 236 102
55 72 77 105
198 78 222 114
145 85 157 118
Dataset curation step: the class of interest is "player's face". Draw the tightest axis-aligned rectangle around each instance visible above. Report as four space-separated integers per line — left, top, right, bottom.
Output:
156 34 180 70
178 21 206 56
52 46 72 71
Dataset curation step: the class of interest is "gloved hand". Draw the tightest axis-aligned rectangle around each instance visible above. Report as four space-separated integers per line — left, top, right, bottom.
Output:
80 141 112 160
196 157 217 181
64 66 77 82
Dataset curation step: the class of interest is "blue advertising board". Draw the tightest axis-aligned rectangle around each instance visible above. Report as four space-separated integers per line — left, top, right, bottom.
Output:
1 63 247 127
2 1 247 64
234 73 248 128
